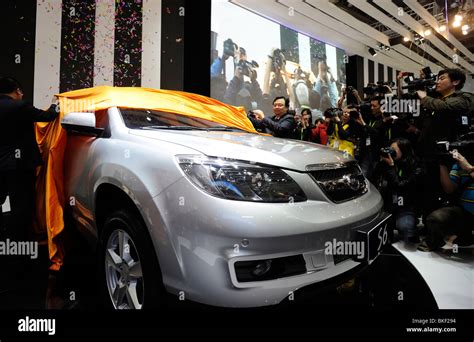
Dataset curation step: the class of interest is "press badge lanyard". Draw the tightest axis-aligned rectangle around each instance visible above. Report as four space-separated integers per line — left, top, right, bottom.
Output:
366 121 376 146
393 167 404 205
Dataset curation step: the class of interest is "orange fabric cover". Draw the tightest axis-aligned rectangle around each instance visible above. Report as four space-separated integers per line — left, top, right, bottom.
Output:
35 86 256 270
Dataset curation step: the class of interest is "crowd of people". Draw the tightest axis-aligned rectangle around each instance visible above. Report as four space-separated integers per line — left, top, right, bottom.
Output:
211 43 343 122
241 67 474 252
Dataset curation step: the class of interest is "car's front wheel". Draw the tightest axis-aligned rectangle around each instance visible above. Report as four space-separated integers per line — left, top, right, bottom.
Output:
100 209 163 309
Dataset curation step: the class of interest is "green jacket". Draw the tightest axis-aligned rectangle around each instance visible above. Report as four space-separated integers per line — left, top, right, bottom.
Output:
421 91 471 117
418 91 472 157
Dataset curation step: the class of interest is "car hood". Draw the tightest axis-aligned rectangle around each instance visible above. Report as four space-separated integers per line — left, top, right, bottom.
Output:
129 129 350 171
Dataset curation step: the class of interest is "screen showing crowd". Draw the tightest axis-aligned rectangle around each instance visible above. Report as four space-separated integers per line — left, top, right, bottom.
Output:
211 0 346 120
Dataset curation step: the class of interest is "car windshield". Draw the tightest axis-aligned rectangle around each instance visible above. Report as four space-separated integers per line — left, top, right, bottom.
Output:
120 108 232 130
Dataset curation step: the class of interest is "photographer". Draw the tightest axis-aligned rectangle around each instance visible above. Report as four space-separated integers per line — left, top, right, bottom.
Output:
418 150 474 251
337 86 362 109
223 47 263 112
310 118 328 145
313 60 339 108
373 138 424 243
294 108 314 141
292 67 311 110
416 68 472 218
248 96 295 139
210 46 231 102
358 96 394 180
417 68 471 157
325 106 364 157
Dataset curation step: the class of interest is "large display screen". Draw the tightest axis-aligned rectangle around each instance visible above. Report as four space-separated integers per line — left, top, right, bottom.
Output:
211 0 346 118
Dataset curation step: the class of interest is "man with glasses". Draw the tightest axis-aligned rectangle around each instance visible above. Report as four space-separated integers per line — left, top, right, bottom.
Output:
248 96 296 139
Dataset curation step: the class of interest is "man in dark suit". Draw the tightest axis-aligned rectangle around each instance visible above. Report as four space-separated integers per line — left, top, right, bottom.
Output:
247 96 296 139
0 77 58 244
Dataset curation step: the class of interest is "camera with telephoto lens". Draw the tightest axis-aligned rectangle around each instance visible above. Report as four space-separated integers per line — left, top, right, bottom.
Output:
380 147 397 159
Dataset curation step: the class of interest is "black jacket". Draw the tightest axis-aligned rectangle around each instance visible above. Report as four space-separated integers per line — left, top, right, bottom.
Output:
373 158 424 213
249 112 296 139
0 95 58 170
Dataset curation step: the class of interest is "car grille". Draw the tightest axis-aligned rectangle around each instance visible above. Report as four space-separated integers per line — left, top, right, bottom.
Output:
308 162 368 203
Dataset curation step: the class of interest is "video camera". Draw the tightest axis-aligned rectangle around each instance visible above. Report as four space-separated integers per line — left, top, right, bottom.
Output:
223 38 238 57
237 59 259 78
401 67 437 96
435 132 474 165
363 81 394 96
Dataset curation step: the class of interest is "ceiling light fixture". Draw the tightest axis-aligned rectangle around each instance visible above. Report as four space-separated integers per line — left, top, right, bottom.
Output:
424 29 432 36
403 37 410 42
453 21 461 28
439 25 446 32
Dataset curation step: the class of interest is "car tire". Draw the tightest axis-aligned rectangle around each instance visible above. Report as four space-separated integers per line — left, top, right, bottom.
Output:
99 209 164 309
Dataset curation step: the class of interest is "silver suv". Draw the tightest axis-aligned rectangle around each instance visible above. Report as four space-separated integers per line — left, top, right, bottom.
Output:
62 105 390 309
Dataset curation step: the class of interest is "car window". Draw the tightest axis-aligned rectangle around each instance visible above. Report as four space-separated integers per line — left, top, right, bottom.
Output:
119 108 227 129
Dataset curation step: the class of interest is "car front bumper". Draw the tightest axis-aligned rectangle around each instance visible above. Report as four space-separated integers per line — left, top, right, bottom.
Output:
145 176 386 307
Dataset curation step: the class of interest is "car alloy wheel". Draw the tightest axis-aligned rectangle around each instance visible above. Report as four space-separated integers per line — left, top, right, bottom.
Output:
105 229 144 309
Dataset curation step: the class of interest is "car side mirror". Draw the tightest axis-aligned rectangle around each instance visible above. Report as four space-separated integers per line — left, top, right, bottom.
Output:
61 112 104 137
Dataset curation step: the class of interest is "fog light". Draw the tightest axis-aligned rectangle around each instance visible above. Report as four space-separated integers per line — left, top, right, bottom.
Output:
252 260 272 276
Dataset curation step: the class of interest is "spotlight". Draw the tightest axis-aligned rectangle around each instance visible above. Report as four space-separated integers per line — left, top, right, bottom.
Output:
455 14 463 22
462 25 469 31
453 21 461 28
377 43 391 51
403 37 410 42
424 29 432 36
368 47 377 57
462 30 468 35
439 25 446 32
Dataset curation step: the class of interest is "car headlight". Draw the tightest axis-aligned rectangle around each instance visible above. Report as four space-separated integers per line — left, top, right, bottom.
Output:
176 155 307 202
